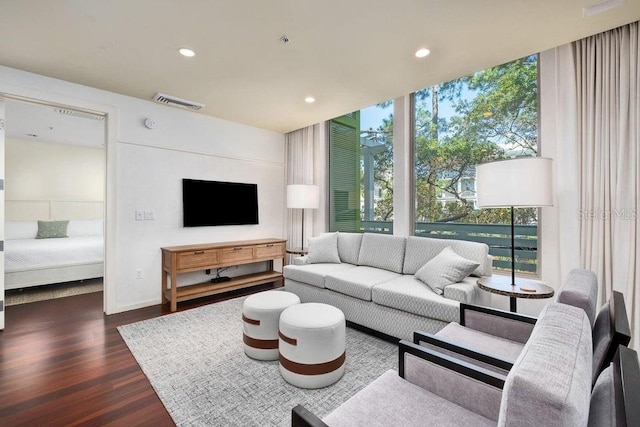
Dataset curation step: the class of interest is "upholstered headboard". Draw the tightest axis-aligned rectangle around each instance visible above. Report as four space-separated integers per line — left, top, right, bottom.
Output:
5 200 104 221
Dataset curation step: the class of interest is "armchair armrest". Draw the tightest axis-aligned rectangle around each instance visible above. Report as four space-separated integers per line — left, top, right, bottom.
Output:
291 404 329 427
413 331 513 375
399 340 506 421
460 303 537 344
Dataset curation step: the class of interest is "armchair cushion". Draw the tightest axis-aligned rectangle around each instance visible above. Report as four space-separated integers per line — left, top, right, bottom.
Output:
415 247 480 295
435 322 524 364
556 268 598 326
323 370 495 427
498 303 592 427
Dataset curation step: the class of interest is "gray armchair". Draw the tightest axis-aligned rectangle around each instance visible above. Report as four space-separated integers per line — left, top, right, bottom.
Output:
415 269 631 384
291 302 640 427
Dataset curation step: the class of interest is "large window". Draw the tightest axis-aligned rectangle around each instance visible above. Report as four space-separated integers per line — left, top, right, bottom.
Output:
413 55 539 273
329 101 393 234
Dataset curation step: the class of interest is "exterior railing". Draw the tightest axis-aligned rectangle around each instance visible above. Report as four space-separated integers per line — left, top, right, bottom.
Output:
359 220 538 273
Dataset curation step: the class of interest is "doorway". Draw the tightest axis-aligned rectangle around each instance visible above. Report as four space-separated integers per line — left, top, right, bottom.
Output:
0 93 117 327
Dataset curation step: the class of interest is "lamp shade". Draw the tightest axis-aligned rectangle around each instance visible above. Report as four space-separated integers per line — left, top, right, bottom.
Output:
287 184 320 209
476 157 553 208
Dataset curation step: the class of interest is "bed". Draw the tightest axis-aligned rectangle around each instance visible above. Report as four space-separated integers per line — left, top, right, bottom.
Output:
4 220 104 290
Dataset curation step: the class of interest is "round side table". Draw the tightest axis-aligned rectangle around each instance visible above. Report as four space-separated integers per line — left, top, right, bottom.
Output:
477 276 554 312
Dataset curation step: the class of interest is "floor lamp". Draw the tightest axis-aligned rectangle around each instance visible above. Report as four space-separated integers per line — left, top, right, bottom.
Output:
287 184 320 250
476 157 553 303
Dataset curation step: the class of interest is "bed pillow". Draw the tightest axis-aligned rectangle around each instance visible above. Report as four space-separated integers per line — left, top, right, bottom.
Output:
415 246 480 295
307 232 341 264
5 221 38 240
67 219 104 237
36 220 69 239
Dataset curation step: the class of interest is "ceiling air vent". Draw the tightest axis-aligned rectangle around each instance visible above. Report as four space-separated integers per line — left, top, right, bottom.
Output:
152 93 205 111
55 107 105 121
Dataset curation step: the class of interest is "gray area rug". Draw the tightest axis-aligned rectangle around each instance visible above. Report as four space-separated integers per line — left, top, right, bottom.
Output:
118 295 398 426
5 278 103 306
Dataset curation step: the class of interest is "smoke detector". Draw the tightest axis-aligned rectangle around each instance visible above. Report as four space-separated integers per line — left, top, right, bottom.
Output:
152 93 205 111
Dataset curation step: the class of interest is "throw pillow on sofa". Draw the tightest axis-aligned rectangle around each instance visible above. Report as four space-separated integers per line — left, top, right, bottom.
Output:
308 232 341 264
415 246 480 295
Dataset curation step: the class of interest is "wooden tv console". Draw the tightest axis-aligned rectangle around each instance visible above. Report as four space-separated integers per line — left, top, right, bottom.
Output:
161 238 286 312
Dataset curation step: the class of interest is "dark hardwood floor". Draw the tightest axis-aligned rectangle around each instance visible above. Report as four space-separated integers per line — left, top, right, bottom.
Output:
0 283 280 426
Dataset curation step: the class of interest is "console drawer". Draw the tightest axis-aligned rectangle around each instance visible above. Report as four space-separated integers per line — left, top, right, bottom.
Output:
219 246 254 263
254 243 284 259
176 249 219 270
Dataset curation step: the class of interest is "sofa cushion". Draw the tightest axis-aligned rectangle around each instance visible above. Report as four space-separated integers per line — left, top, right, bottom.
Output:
415 247 480 295
307 232 341 264
556 268 598 326
337 232 363 265
372 275 459 323
357 233 406 273
325 266 401 301
323 370 495 427
403 236 489 277
283 263 357 288
498 303 592 427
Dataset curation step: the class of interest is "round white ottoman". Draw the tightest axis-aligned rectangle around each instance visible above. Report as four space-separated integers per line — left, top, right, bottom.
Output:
242 290 301 361
278 303 346 389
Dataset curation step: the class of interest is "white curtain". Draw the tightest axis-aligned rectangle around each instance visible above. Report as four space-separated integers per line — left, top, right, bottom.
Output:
285 124 321 251
554 22 639 347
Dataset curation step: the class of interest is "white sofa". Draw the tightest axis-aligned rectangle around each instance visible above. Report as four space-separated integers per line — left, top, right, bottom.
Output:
283 232 492 341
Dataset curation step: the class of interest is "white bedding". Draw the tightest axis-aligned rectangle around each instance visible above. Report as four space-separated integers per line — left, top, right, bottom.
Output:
5 235 104 273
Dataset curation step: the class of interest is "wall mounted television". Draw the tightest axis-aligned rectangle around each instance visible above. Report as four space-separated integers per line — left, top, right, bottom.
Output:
182 178 259 227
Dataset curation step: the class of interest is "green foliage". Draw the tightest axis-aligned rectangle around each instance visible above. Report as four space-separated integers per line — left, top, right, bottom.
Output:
364 55 539 225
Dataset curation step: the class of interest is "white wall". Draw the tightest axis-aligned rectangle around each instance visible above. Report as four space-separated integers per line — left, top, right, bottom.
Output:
0 64 286 313
5 138 105 220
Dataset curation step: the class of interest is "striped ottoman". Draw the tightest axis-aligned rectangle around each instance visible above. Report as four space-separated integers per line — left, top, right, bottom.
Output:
242 290 301 360
278 303 346 389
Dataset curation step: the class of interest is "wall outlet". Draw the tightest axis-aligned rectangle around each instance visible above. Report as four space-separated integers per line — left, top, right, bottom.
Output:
135 210 144 221
136 269 143 279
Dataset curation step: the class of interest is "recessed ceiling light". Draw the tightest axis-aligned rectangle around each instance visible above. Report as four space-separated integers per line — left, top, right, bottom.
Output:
178 47 196 57
415 48 431 58
304 97 316 103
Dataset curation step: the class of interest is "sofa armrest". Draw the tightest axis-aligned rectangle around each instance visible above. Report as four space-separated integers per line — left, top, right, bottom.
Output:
292 256 310 266
399 340 506 422
291 404 329 427
443 279 477 303
413 331 513 375
460 303 536 344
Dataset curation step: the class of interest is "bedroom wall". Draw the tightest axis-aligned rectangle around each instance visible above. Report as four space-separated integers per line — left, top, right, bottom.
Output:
0 64 286 314
5 138 105 220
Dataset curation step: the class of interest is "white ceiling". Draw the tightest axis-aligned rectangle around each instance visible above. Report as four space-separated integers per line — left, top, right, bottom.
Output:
1 0 639 134
5 99 105 147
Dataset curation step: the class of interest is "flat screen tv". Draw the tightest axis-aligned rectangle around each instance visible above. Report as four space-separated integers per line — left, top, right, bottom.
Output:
182 179 259 227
